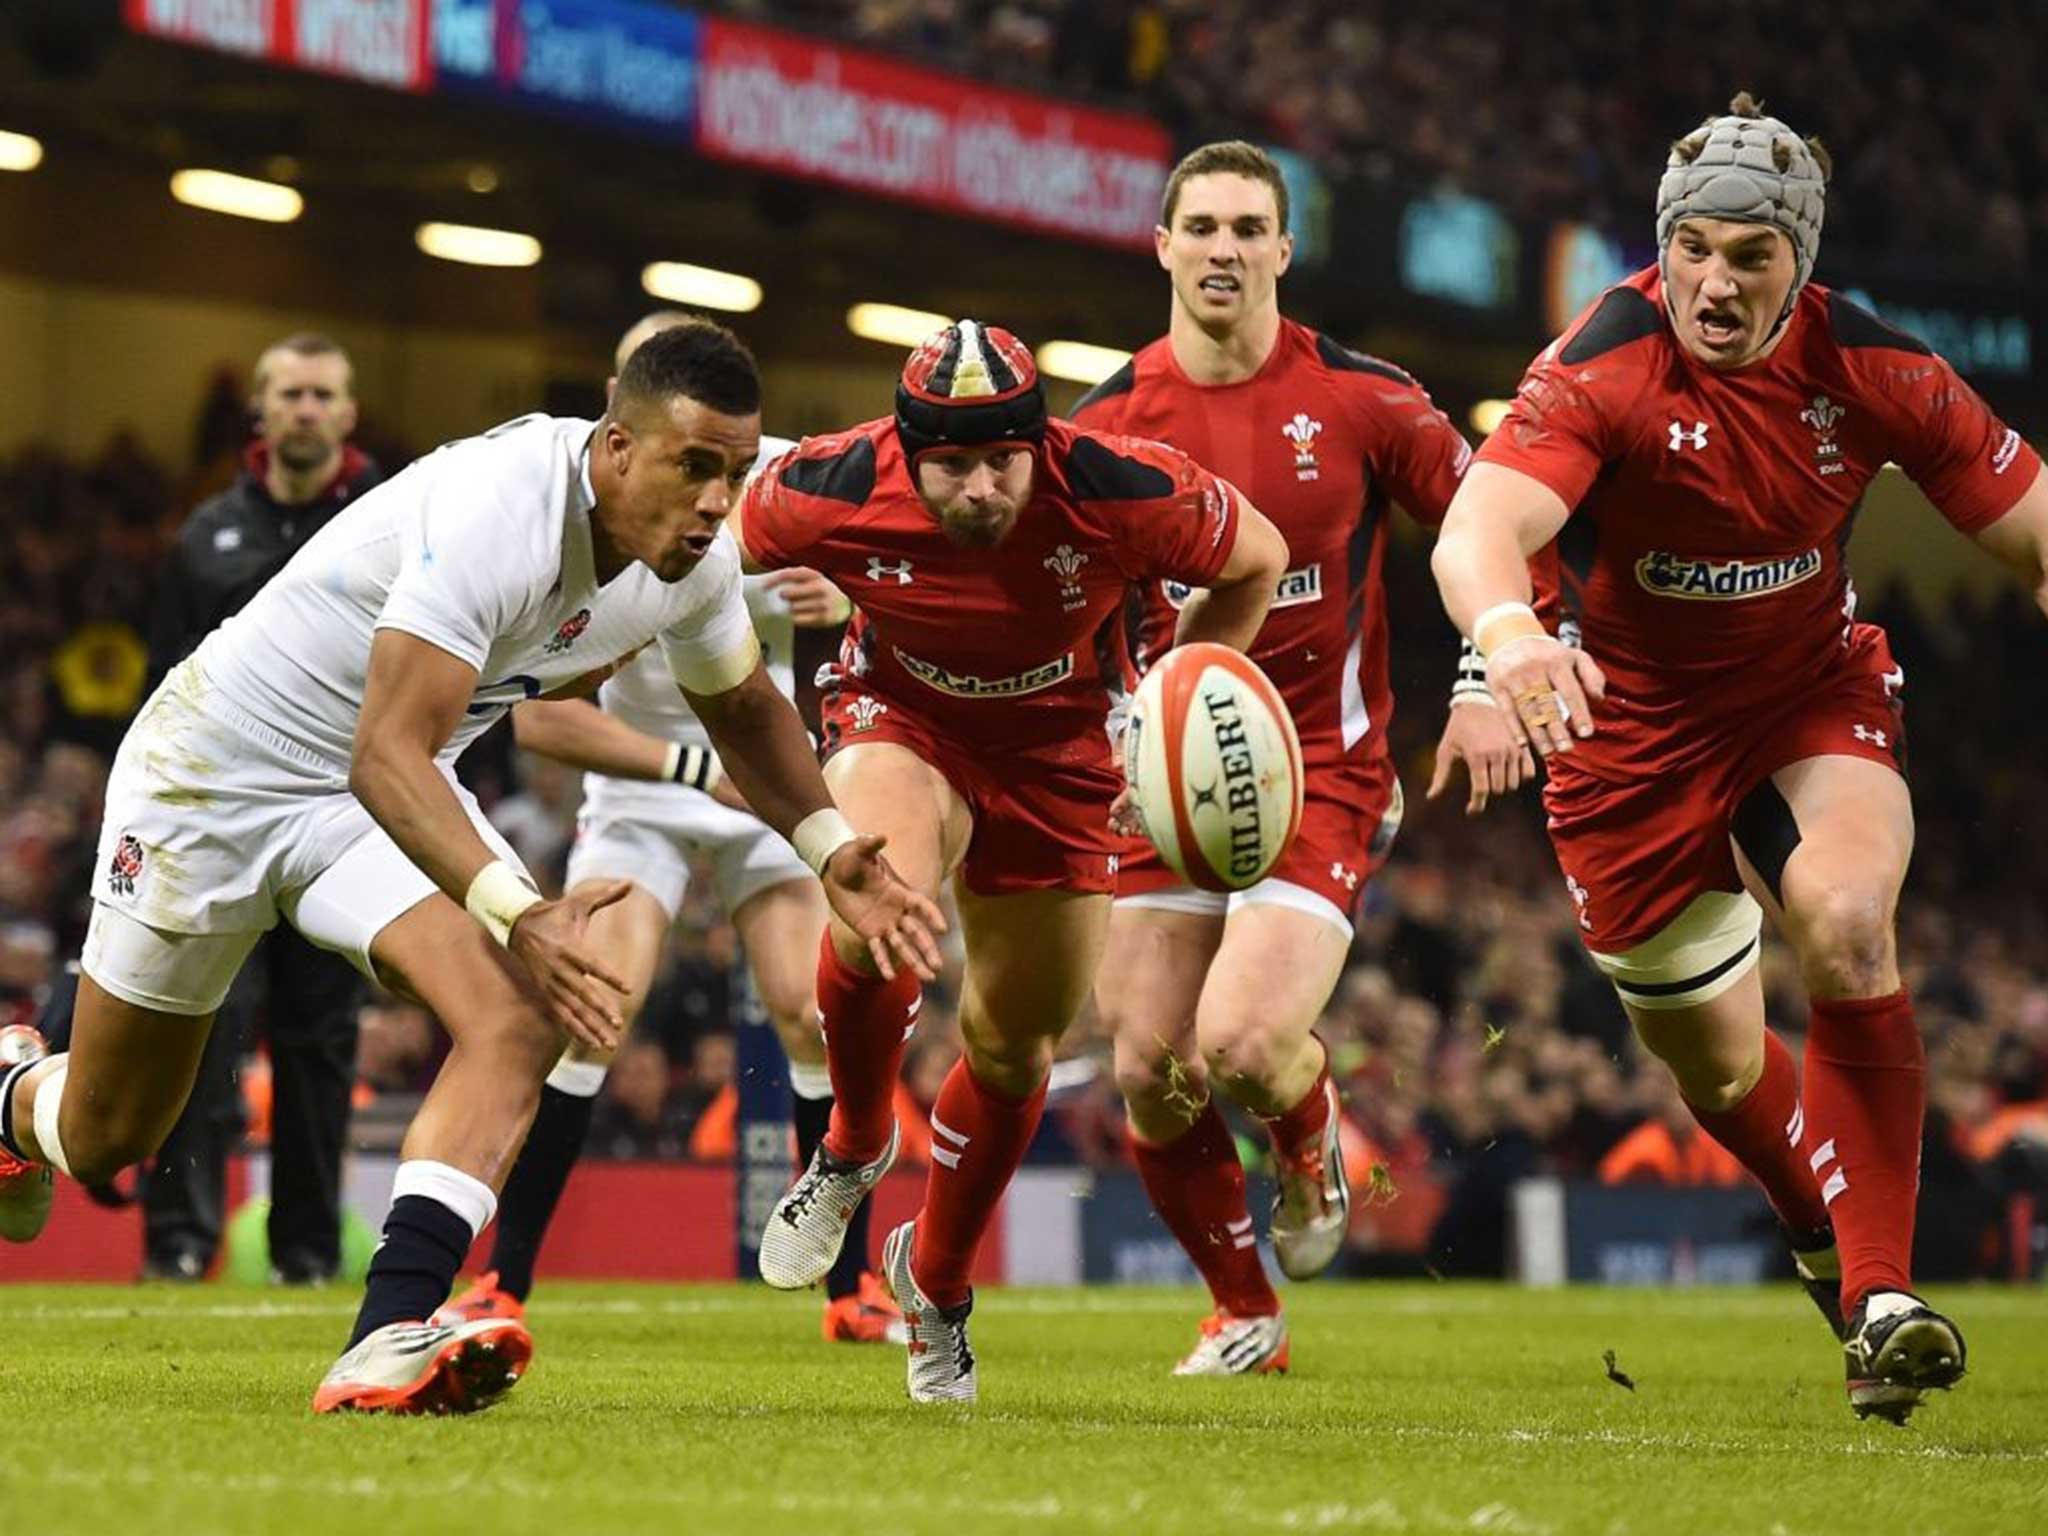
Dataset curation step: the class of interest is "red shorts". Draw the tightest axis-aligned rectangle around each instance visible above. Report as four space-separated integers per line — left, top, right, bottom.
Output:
1116 753 1401 920
819 687 1121 898
1543 637 1907 954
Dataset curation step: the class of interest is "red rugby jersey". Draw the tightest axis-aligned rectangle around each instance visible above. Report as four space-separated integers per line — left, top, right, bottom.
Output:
1480 267 2038 769
1071 319 1470 778
738 415 1242 768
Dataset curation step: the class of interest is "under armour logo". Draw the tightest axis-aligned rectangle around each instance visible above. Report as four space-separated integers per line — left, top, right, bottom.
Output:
865 557 914 585
1329 862 1359 892
1668 420 1710 451
1852 724 1888 749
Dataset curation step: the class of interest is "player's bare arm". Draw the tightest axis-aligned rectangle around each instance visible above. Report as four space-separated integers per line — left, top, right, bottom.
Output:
1172 491 1287 650
1433 462 1605 757
353 630 631 1050
683 659 945 982
513 698 670 779
1971 464 2048 617
761 566 853 627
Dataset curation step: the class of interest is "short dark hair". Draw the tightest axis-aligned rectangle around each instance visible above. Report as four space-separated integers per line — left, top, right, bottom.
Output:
612 318 761 419
251 332 350 395
1160 140 1289 234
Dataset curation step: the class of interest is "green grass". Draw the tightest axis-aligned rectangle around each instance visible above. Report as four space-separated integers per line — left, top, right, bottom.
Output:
5 1282 2046 1536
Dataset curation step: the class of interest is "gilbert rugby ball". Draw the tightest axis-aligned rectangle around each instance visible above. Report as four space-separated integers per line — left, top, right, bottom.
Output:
1125 643 1303 892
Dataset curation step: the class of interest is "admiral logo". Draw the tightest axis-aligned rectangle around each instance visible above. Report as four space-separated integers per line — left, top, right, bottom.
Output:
1162 564 1322 612
1282 412 1324 482
1199 689 1266 881
893 647 1074 698
1993 428 2021 476
544 608 592 655
107 834 145 898
1635 548 1821 601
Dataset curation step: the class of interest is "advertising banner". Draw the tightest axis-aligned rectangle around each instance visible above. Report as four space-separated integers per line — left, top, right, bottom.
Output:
696 16 1169 251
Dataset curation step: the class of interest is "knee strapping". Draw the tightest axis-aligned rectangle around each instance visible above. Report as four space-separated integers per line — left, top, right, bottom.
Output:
1589 891 1763 1012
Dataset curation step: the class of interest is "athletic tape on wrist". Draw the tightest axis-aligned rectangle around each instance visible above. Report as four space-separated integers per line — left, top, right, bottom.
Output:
1471 601 1544 657
464 859 542 947
792 808 858 876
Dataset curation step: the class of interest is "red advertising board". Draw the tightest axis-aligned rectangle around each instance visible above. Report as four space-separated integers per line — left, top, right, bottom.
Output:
124 0 432 93
696 17 1170 252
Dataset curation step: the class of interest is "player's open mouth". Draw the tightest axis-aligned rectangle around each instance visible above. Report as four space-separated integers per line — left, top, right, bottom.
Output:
681 533 714 555
1199 275 1240 296
1696 309 1743 345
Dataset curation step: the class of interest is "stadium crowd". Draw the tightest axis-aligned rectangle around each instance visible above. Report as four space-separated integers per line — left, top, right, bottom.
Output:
720 0 2043 279
4 417 2045 1278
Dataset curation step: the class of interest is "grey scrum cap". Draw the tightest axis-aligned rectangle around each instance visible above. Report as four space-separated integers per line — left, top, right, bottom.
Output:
1656 95 1828 294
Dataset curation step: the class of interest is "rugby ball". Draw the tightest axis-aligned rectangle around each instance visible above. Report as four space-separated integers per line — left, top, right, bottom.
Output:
1125 643 1303 892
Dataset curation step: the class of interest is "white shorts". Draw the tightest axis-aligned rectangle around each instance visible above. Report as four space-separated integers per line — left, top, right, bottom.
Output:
86 662 526 1014
565 776 813 922
1114 877 1355 941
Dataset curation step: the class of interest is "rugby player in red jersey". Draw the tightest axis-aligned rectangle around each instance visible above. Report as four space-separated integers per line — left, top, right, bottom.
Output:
1071 141 1529 1375
1433 94 2048 1422
736 320 1288 1402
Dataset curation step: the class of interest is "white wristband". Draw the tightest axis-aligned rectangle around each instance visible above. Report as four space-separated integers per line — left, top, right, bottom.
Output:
791 807 858 876
465 860 541 947
661 741 723 792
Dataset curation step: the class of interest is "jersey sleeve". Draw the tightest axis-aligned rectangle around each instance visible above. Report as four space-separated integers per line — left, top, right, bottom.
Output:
658 535 762 695
1348 373 1472 528
374 445 549 671
1099 435 1243 587
736 433 866 571
1870 354 2042 535
1473 356 1617 512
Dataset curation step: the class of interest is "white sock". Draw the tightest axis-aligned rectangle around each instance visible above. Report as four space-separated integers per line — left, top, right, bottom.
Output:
390 1158 497 1239
31 1061 71 1177
1863 1290 1920 1324
545 1056 609 1098
788 1061 834 1101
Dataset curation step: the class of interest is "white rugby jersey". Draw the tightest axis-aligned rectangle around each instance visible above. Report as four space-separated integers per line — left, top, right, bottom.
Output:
195 414 755 777
596 435 797 746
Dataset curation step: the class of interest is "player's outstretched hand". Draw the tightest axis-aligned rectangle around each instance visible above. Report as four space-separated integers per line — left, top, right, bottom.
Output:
1484 636 1606 758
820 835 947 982
1427 701 1537 814
509 880 633 1052
763 567 853 628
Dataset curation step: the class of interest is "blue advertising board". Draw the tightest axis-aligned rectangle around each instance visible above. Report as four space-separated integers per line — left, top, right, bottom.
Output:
432 0 698 140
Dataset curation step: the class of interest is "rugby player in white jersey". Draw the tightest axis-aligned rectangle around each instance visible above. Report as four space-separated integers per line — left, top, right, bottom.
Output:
0 321 943 1414
432 314 903 1343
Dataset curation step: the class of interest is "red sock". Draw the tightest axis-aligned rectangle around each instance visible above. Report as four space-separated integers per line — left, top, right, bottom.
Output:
1259 1055 1333 1171
818 930 921 1165
1683 1029 1831 1244
1130 1100 1280 1318
1804 991 1925 1312
911 1058 1046 1308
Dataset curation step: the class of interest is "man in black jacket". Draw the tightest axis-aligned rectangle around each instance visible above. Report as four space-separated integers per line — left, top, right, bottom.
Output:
138 332 381 1281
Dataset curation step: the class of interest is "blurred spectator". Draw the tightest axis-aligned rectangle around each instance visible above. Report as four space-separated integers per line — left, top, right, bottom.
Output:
587 1037 700 1161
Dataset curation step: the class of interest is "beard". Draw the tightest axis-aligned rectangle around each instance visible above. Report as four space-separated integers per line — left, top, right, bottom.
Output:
274 431 336 473
937 501 1019 548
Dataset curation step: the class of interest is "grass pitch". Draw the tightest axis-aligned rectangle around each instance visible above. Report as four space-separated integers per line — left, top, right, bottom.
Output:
5 1282 2045 1536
